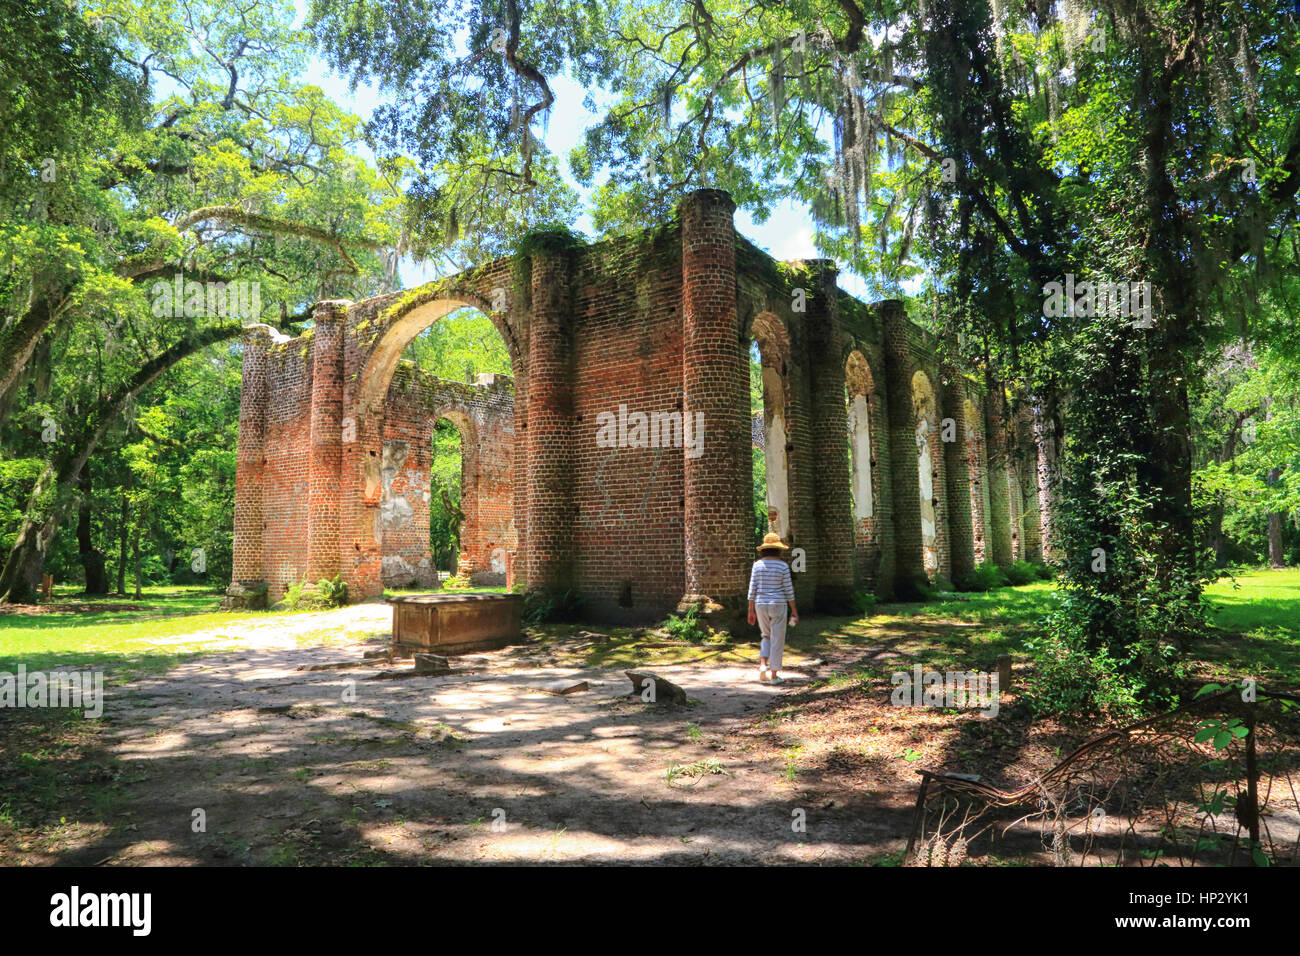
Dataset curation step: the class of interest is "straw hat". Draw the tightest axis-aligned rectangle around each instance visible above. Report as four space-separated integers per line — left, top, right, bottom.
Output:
756 532 790 554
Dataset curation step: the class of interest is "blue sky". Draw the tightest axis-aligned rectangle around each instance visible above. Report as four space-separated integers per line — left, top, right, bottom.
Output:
289 3 876 298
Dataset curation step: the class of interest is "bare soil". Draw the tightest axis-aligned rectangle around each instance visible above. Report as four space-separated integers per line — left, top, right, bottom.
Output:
5 605 1291 866
0 606 926 865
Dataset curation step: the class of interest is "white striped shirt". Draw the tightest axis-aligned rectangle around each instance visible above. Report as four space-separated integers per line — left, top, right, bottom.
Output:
748 557 794 605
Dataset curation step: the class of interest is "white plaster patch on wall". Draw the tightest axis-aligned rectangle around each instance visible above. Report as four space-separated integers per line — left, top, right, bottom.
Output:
849 392 873 520
380 440 414 529
917 419 938 573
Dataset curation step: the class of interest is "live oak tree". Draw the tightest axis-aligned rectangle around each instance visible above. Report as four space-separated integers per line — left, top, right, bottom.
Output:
305 0 582 264
0 0 401 602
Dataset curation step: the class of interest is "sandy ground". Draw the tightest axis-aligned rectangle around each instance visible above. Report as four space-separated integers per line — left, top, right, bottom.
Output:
35 605 913 865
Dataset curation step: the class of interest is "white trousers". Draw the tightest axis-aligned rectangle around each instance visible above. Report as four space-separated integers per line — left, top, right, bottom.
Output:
756 603 788 670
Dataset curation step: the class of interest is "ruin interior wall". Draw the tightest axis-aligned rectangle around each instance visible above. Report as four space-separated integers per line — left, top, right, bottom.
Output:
379 365 516 590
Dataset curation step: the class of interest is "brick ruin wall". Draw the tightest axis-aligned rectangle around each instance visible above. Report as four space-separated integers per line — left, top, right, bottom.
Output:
229 189 1058 620
378 366 516 589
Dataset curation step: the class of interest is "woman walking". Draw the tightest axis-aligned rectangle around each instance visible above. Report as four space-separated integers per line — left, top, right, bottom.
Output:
747 532 799 683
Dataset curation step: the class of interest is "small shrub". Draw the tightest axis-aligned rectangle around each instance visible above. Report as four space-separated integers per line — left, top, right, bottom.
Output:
663 601 709 642
523 588 584 624
1004 560 1041 586
1035 563 1056 580
1022 612 1144 720
316 574 348 607
964 562 1009 592
442 575 472 591
283 578 306 610
853 590 878 617
283 575 346 609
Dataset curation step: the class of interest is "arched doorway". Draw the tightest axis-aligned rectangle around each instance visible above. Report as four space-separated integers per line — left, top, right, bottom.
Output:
751 313 792 545
349 296 520 597
845 351 876 528
912 370 940 578
845 349 882 588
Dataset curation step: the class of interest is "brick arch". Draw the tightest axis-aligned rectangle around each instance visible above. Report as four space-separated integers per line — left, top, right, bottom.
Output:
375 362 517 592
347 291 521 600
356 294 516 415
427 398 515 584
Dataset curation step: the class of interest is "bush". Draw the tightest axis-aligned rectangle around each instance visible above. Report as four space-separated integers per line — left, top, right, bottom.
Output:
283 578 306 609
282 574 347 610
442 574 472 591
964 562 1009 592
1004 560 1041 586
522 588 584 624
1023 610 1146 720
316 574 348 607
1035 562 1056 580
853 590 878 617
663 601 709 642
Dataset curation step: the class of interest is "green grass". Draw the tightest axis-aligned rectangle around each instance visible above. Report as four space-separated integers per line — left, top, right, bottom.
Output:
1204 567 1300 632
1200 567 1300 684
909 580 1059 628
0 585 373 682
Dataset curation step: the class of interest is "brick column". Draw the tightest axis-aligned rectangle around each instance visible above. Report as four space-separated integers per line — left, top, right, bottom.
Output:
881 300 928 598
512 360 529 584
1015 405 1044 563
800 260 856 613
307 301 347 584
869 353 896 596
523 245 575 594
941 366 976 587
1033 395 1062 564
681 189 750 615
229 326 271 590
931 379 951 585
962 392 989 564
983 374 1014 567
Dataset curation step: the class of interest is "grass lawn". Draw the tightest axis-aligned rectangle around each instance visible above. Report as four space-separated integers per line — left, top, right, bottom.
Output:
382 585 507 598
0 585 374 682
1199 566 1300 685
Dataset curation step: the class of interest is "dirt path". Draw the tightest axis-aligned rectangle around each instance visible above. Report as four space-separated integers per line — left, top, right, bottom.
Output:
27 606 913 866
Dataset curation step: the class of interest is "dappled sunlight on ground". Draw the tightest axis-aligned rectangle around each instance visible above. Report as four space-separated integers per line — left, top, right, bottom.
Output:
2 567 1299 865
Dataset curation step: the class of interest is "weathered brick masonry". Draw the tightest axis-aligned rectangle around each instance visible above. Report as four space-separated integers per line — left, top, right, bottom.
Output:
378 367 516 588
229 190 1056 620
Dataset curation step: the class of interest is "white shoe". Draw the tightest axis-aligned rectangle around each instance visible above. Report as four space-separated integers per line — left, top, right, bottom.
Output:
770 675 784 685
759 668 771 683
